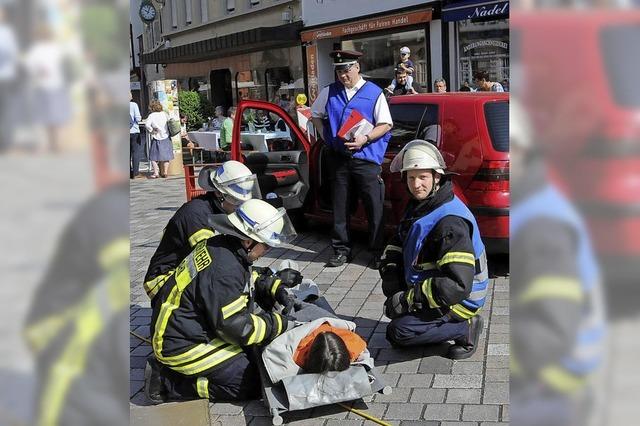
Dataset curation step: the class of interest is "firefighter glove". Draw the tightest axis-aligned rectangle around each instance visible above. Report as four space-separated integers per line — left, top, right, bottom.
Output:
384 291 411 319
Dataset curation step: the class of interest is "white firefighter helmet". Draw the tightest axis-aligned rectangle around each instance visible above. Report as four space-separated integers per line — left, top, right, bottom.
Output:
390 140 447 174
198 160 261 204
510 100 531 150
227 199 297 247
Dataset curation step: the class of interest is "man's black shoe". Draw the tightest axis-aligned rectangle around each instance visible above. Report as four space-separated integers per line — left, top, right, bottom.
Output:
144 357 167 404
326 253 351 267
447 315 484 360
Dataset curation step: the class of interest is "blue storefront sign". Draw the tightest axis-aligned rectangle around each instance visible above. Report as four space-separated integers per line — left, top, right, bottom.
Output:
442 0 509 22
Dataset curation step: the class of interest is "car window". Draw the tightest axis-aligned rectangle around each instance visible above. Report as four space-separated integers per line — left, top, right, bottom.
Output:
388 103 440 153
484 101 509 152
240 107 303 152
601 24 640 107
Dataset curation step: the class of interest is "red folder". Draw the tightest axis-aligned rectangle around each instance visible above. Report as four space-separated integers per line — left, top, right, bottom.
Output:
337 109 374 141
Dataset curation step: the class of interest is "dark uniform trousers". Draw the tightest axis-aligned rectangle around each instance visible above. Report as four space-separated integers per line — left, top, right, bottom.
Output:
159 350 260 402
386 309 469 347
130 132 144 177
329 150 385 256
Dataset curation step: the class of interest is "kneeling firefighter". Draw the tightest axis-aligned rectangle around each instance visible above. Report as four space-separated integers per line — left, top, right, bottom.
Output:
145 198 302 402
143 160 261 301
380 140 488 359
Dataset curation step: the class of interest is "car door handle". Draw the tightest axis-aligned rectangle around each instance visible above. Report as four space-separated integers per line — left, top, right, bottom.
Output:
281 155 291 162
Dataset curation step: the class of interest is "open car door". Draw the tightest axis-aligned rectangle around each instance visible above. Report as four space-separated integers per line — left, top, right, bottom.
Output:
232 100 311 210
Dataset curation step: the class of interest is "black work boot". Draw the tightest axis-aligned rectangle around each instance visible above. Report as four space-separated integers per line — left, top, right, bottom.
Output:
448 315 484 360
326 252 351 267
144 356 167 404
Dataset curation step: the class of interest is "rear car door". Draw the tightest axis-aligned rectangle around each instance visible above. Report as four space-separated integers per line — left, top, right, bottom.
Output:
232 100 311 210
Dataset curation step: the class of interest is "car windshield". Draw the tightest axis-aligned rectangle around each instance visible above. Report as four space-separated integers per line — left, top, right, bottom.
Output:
601 24 640 107
484 101 509 152
388 103 439 153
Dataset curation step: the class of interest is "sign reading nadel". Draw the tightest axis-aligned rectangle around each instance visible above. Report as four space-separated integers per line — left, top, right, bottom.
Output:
467 2 508 20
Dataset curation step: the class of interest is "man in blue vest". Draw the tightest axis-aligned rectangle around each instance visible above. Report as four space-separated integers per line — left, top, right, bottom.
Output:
380 140 488 359
311 50 393 268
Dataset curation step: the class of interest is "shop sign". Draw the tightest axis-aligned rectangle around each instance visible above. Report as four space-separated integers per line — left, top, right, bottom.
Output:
443 0 509 22
301 9 432 42
463 40 508 53
305 44 319 103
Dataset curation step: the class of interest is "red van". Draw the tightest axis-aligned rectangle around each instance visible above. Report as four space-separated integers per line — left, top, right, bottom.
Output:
184 93 509 254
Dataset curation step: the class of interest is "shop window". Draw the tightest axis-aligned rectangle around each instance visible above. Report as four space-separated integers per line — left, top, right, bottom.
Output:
226 0 235 13
170 0 178 28
457 19 509 87
200 0 208 22
341 29 427 91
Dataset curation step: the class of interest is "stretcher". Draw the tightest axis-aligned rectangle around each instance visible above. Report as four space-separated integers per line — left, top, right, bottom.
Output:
254 302 391 425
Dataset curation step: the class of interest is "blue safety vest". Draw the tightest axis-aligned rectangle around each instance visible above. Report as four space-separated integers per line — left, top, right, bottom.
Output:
402 195 489 320
323 81 391 165
511 185 605 387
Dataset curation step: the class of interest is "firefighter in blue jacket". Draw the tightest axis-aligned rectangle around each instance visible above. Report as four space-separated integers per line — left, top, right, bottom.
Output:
143 160 261 301
144 198 302 402
380 140 488 359
311 50 393 268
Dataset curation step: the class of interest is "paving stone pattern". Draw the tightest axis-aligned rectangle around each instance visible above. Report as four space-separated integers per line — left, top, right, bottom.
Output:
130 176 510 425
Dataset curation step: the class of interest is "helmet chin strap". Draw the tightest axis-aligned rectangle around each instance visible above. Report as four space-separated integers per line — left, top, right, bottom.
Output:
427 170 441 199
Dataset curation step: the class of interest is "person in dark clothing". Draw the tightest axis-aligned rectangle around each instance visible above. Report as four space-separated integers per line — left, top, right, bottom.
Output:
143 160 261 300
380 140 488 359
510 100 606 426
145 198 300 403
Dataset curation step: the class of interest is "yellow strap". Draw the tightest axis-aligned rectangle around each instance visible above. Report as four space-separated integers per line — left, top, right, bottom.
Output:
270 278 283 297
221 295 249 320
519 277 584 304
188 228 216 247
540 365 588 394
421 278 440 308
406 288 415 306
450 303 476 319
196 377 210 399
157 339 227 366
98 237 130 270
437 251 476 268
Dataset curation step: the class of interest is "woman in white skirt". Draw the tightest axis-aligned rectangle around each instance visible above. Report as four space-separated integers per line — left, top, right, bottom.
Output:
145 100 174 178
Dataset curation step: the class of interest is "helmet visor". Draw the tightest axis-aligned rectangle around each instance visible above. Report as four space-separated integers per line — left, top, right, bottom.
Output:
214 173 262 205
235 206 297 247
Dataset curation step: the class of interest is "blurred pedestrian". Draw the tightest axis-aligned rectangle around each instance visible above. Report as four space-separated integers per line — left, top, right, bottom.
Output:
311 50 393 268
0 6 18 153
23 23 72 153
385 69 418 96
130 92 143 178
217 106 235 162
145 100 173 178
381 140 487 359
473 71 504 92
433 78 447 93
209 106 225 130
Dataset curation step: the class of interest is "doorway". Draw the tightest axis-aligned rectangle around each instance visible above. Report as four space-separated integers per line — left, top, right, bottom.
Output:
209 69 233 109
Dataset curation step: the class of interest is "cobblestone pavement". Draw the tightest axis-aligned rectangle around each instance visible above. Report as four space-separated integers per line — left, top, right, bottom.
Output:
130 175 510 425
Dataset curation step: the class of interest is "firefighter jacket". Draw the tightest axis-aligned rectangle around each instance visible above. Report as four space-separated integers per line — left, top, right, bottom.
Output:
150 234 288 377
511 162 605 395
23 184 129 426
385 180 488 320
144 193 223 300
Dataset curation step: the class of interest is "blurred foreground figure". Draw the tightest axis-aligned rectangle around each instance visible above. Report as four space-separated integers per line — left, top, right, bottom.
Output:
21 1 129 424
510 100 607 426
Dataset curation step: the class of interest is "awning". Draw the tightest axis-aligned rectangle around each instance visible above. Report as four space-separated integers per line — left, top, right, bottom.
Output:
142 21 303 64
442 0 509 22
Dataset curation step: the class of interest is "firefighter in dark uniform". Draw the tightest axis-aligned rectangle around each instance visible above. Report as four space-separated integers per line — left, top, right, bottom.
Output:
144 198 302 402
143 160 261 301
380 140 488 359
311 50 393 268
510 101 606 426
